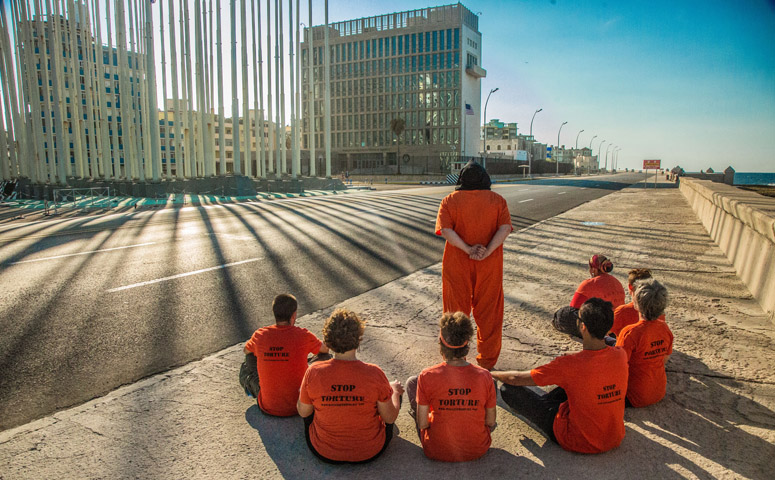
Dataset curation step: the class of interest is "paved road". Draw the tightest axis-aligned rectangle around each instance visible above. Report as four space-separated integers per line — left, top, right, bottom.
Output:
0 172 645 429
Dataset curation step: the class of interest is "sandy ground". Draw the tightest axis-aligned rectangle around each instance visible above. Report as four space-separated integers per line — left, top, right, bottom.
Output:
0 179 773 479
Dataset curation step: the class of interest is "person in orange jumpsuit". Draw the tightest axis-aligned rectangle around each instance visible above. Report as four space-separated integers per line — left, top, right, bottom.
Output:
435 161 512 370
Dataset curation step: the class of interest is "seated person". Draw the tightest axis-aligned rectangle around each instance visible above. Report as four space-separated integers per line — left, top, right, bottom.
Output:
297 309 404 464
406 312 497 462
553 254 625 337
610 268 655 338
616 278 673 407
239 294 329 416
494 298 629 454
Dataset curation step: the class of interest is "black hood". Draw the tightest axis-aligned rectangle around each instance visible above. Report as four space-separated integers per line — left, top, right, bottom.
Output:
456 161 491 191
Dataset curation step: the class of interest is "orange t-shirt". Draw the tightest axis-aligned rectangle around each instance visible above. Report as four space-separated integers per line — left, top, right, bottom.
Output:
612 303 666 337
531 347 628 454
298 359 393 462
611 302 639 336
570 273 625 309
416 362 496 462
244 325 322 416
616 319 673 407
435 189 512 256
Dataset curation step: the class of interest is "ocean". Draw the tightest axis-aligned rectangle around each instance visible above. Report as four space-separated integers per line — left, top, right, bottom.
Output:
733 172 775 186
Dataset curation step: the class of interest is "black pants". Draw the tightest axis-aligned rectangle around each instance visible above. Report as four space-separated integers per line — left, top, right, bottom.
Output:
303 413 394 464
553 306 581 338
239 354 261 398
499 384 566 443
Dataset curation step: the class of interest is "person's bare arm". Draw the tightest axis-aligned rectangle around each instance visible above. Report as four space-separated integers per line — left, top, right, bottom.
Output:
491 370 535 386
417 404 430 430
474 224 512 260
318 343 329 354
243 346 250 354
440 228 478 256
485 407 497 430
377 380 404 424
297 400 314 418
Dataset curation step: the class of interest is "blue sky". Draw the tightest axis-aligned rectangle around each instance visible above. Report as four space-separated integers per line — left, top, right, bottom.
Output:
326 0 775 172
3 0 773 172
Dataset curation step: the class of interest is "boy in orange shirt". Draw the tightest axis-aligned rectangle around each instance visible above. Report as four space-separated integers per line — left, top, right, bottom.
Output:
239 294 329 416
494 298 628 454
406 312 497 462
616 279 673 407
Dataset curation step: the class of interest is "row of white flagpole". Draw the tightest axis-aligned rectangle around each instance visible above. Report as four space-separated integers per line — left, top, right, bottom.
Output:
0 0 332 186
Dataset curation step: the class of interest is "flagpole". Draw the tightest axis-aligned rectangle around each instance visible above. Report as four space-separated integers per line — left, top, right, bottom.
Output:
307 0 314 177
183 0 196 178
255 0 264 177
265 0 274 175
36 0 57 182
231 0 241 176
294 0 301 177
194 0 207 177
288 0 296 178
324 0 331 178
241 0 250 177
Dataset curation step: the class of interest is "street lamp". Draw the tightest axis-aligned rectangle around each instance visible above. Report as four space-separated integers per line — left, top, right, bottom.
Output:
605 143 614 171
556 121 567 175
574 129 585 175
598 140 607 173
528 108 542 176
587 135 597 175
483 87 499 159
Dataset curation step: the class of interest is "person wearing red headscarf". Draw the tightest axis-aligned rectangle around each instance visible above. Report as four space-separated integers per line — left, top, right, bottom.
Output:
553 254 625 337
435 161 512 370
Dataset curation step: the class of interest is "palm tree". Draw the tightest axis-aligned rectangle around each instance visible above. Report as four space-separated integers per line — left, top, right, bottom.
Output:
390 118 405 175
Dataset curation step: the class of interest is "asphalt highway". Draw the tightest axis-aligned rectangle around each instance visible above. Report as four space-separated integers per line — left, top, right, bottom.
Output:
0 172 646 429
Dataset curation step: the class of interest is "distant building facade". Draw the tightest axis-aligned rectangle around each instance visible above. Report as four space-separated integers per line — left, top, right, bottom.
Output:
301 3 485 174
24 11 150 181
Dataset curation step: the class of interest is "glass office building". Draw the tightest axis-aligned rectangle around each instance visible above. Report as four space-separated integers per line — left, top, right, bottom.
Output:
302 3 485 175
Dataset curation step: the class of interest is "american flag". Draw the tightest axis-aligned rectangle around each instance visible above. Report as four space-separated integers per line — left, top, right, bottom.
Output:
465 103 474 115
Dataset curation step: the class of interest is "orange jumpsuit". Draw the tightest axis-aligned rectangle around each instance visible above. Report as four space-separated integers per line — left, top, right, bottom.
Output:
435 190 512 370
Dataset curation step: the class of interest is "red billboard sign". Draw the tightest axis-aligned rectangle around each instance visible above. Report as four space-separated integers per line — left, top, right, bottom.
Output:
643 159 661 169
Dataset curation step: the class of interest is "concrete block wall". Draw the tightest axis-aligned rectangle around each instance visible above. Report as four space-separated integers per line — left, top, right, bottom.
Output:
680 178 775 321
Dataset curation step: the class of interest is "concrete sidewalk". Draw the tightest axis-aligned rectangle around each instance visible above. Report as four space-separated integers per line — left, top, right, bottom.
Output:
1 179 773 479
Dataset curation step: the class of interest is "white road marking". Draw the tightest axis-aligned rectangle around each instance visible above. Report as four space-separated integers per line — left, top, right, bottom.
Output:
558 191 567 195
106 257 261 293
10 242 157 265
519 198 534 203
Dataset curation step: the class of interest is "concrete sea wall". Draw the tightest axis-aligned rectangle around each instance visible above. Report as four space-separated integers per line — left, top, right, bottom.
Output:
680 178 775 321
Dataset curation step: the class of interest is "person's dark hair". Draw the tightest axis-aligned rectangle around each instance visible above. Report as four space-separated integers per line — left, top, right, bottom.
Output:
439 312 474 359
322 309 365 353
633 278 669 321
627 268 652 287
455 160 491 191
272 294 297 323
579 298 614 339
